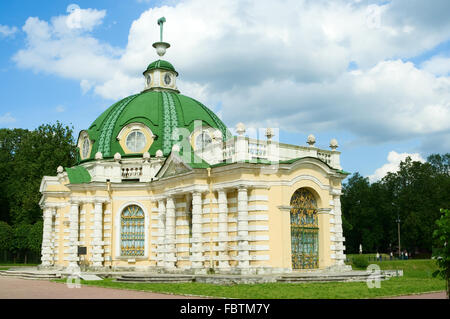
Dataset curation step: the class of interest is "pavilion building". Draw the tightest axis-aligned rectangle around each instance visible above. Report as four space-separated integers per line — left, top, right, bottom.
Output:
39 18 349 274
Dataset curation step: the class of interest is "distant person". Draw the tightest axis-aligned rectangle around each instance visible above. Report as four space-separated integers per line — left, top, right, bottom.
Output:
390 251 393 260
376 252 380 261
405 251 408 260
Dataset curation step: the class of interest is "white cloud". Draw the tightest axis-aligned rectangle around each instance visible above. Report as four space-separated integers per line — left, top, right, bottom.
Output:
368 151 426 182
0 24 18 38
55 105 65 113
0 112 16 124
421 55 450 76
11 0 450 149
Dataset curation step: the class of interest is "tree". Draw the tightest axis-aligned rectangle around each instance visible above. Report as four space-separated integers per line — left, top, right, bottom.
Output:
0 122 76 263
0 128 30 224
341 154 450 255
0 221 13 261
5 122 77 225
28 221 43 254
433 208 450 298
12 224 32 263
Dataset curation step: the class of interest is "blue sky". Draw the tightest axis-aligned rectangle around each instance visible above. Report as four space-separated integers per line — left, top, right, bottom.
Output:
1 0 449 181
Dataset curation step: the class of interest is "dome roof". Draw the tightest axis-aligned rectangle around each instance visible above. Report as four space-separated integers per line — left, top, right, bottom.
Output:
80 90 230 162
144 59 178 75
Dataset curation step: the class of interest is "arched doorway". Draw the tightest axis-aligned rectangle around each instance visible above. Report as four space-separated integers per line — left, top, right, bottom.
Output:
290 188 319 269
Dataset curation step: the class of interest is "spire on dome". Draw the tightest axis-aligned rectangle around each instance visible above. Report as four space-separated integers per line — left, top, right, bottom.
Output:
152 17 170 57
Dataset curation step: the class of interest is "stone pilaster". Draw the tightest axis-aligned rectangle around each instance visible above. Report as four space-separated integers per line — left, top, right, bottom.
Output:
332 194 346 265
91 199 105 268
40 207 53 267
67 201 80 272
237 187 250 269
157 199 166 267
217 189 230 269
165 196 176 269
190 192 204 271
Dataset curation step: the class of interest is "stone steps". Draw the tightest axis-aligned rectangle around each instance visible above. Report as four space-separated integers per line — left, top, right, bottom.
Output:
277 273 386 283
114 272 388 284
116 274 194 283
0 270 62 280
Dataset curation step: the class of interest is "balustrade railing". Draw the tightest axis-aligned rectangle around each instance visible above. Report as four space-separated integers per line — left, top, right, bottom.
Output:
121 166 142 179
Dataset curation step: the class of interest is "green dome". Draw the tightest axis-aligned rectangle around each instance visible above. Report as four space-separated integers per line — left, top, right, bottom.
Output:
80 90 230 162
144 59 178 75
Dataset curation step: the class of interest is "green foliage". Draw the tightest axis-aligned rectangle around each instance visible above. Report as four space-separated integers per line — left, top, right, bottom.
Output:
12 224 32 253
341 153 450 255
28 221 43 254
0 221 13 251
351 255 369 269
432 208 450 298
0 122 76 262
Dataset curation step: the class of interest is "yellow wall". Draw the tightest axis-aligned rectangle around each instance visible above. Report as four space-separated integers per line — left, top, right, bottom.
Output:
42 158 342 270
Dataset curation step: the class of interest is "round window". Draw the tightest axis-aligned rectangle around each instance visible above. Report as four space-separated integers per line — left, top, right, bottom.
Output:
146 74 152 86
164 73 172 85
126 131 147 152
82 138 90 158
195 131 212 150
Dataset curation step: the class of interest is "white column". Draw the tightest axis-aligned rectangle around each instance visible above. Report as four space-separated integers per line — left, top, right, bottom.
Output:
190 192 204 270
91 200 104 268
217 189 230 269
40 207 53 267
332 194 346 265
157 199 166 267
67 201 80 272
165 196 176 269
237 187 250 269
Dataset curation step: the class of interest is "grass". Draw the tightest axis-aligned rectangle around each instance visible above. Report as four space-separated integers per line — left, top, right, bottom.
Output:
53 259 445 299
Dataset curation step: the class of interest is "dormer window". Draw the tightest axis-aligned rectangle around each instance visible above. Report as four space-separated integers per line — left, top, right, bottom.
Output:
117 123 154 154
126 130 147 153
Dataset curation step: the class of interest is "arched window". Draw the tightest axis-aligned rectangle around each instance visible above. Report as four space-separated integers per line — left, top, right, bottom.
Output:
290 188 319 269
120 205 145 256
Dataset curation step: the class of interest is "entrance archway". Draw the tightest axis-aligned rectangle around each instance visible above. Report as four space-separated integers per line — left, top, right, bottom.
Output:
290 188 319 269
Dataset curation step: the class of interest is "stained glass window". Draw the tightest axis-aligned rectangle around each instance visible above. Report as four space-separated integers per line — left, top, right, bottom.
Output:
290 188 319 269
120 205 145 256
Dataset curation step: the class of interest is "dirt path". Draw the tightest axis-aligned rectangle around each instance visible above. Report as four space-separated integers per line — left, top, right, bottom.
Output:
0 276 205 299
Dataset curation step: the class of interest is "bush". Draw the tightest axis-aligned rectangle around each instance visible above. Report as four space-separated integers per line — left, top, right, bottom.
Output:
352 255 369 269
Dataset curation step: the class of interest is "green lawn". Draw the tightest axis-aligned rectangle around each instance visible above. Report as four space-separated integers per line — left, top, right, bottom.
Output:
53 259 445 299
